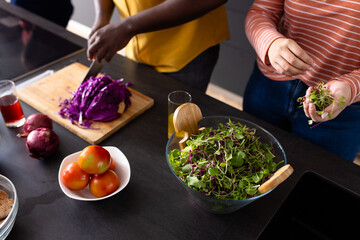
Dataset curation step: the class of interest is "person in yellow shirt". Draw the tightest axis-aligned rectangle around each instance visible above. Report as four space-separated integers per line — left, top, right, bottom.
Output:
87 0 230 92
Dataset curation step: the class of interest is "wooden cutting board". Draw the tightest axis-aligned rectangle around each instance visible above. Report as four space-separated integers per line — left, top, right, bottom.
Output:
18 62 154 144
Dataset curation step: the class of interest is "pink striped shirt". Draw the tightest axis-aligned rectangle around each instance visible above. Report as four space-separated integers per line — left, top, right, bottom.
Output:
245 0 360 104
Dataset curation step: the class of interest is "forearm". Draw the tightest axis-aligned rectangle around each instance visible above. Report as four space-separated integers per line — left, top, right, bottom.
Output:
245 0 285 63
93 0 115 25
123 0 227 36
334 70 360 104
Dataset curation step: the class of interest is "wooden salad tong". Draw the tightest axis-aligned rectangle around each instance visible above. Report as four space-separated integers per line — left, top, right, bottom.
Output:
172 102 294 194
173 102 203 150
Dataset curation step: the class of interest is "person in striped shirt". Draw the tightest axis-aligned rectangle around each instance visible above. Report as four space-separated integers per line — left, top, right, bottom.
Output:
244 0 360 162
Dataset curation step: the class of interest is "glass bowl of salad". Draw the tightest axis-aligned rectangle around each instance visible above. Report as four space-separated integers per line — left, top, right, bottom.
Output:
166 116 287 214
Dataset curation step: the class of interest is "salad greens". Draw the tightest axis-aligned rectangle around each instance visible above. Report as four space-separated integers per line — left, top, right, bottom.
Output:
297 82 345 125
168 119 283 200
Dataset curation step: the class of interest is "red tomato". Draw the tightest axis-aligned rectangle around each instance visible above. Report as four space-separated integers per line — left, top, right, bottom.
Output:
109 157 116 171
89 170 119 198
78 145 111 174
61 162 90 190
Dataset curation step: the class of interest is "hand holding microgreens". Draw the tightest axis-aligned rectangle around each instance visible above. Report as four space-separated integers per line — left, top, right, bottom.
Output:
168 119 284 200
297 82 345 125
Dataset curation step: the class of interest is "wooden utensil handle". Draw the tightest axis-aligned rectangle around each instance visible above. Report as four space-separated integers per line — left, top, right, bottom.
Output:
173 103 202 149
258 164 294 194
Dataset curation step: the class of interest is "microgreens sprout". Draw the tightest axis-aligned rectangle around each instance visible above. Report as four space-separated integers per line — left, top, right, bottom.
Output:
297 82 345 124
168 119 283 200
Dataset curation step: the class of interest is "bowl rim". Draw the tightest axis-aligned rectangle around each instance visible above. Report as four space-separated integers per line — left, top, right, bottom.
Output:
58 146 131 201
0 174 18 233
166 115 287 203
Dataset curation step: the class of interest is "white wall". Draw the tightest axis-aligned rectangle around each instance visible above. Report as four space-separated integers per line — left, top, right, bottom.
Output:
71 0 120 28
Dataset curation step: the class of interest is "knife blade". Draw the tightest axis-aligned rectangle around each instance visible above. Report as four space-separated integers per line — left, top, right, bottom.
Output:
71 60 105 100
81 59 105 84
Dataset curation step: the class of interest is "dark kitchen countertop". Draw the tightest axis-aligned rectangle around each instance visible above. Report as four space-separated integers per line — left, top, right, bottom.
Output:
1 1 359 239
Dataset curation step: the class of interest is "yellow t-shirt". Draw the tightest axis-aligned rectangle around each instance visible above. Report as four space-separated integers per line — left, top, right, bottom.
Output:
113 0 230 72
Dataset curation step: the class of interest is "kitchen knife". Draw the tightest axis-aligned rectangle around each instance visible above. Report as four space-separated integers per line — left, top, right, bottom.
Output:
71 60 105 100
81 59 105 84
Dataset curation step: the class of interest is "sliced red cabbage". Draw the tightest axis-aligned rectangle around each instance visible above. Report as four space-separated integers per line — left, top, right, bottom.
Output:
59 75 132 128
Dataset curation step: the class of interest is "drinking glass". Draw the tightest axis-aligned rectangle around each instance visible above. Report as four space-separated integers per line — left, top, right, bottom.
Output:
0 80 25 128
168 91 192 138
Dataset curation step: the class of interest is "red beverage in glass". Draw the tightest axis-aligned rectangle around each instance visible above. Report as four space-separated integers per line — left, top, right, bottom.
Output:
0 95 24 126
0 80 25 127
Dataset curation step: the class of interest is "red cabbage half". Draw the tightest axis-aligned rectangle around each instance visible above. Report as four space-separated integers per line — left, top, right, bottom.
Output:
59 75 132 128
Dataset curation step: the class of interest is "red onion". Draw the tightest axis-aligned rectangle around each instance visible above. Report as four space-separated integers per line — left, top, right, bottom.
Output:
24 113 53 133
26 128 59 158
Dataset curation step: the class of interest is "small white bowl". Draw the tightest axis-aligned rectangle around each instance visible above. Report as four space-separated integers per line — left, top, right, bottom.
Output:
0 175 18 239
58 146 131 201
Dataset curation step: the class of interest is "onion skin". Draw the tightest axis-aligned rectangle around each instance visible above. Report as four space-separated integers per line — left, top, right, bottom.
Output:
24 113 53 133
26 128 59 157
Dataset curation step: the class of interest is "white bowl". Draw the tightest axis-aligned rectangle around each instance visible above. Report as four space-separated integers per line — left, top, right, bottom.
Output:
0 174 18 239
58 146 131 201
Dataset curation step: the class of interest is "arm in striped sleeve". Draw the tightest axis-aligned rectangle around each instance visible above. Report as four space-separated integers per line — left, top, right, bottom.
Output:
244 0 286 64
334 71 360 104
